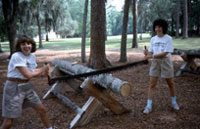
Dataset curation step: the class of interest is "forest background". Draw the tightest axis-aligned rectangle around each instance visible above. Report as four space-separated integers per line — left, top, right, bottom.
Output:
0 1 200 128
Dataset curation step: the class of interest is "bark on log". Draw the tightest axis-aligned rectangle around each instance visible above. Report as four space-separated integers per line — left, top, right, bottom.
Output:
173 49 200 58
173 49 200 76
51 59 131 96
51 66 82 92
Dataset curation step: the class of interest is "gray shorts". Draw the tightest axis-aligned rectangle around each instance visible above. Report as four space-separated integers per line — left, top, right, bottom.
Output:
2 81 41 118
149 57 174 78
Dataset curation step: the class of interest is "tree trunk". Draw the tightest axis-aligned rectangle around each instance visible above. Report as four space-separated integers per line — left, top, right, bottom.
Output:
81 0 89 63
183 0 188 39
36 12 43 48
171 16 174 33
119 0 131 62
2 0 19 57
45 13 49 42
196 21 200 36
88 0 110 69
0 44 3 53
7 26 16 57
132 0 138 48
46 34 49 42
175 0 180 38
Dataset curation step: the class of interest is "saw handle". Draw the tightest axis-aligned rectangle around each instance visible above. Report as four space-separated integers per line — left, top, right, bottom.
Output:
45 62 51 86
144 46 148 55
144 45 147 50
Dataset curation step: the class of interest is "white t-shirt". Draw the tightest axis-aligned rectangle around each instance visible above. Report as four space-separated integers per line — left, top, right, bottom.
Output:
149 34 173 57
7 52 37 79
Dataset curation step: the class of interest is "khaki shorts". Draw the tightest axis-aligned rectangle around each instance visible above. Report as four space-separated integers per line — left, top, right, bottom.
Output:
149 57 174 78
2 81 41 118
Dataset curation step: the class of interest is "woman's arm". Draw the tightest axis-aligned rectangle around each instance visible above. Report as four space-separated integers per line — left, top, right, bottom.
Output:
17 65 49 79
153 52 168 59
144 52 168 60
144 51 153 60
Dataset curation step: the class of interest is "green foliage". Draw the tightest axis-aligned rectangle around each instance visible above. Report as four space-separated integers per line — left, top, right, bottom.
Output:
137 0 176 33
67 0 88 37
0 16 7 41
56 21 77 37
106 2 133 36
1 0 200 40
0 4 7 41
49 0 78 37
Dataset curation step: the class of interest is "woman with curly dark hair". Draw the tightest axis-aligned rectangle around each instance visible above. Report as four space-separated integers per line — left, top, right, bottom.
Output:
143 19 180 114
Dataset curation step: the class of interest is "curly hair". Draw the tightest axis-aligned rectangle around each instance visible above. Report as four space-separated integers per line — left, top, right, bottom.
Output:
14 35 36 53
153 19 168 34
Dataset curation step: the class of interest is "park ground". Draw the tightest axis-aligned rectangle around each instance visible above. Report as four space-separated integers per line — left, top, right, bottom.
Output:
0 48 200 129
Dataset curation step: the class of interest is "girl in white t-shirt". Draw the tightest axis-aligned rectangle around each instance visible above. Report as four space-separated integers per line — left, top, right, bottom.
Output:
1 35 53 129
143 19 179 114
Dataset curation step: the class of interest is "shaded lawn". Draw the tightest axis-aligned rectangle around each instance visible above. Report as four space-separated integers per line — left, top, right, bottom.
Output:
0 35 200 52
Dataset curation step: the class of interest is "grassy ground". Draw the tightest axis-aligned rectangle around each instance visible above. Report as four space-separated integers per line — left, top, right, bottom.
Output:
0 34 200 52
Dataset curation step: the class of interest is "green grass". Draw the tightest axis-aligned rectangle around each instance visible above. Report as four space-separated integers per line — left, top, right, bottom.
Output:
0 34 200 52
172 37 200 50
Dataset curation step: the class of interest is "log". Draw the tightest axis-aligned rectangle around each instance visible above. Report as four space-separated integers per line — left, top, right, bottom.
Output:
173 49 200 76
51 59 131 96
173 49 200 58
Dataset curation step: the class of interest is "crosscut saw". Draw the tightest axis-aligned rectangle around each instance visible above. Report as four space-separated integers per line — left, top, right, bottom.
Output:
49 59 149 85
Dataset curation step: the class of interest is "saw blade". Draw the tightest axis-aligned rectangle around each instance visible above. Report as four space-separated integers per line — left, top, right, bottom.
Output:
49 59 148 84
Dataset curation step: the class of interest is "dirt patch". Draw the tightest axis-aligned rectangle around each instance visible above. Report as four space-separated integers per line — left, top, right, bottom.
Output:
0 48 200 129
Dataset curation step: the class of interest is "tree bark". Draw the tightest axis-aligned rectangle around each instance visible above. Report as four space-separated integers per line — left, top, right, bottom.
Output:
198 22 200 35
119 0 131 62
183 0 188 39
173 49 200 58
46 34 49 42
88 0 111 69
0 44 3 53
175 0 180 38
2 0 19 57
35 11 43 48
132 0 138 48
81 0 89 63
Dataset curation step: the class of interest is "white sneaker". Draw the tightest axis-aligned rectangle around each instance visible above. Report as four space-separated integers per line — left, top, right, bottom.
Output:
172 103 180 110
143 106 152 114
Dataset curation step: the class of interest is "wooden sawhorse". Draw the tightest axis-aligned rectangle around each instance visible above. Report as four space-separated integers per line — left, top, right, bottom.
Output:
43 59 131 128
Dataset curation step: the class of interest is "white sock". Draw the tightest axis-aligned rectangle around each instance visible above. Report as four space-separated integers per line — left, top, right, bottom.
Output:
171 96 177 104
46 127 53 129
147 99 152 108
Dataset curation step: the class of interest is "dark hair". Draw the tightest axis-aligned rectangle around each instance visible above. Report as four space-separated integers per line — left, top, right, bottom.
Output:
15 35 36 52
153 19 168 34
